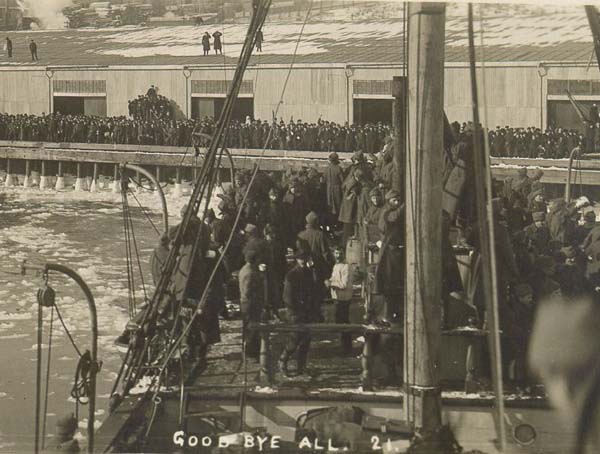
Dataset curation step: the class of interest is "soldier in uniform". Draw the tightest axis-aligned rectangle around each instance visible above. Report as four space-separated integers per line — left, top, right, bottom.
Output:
362 189 404 388
298 211 333 301
239 247 265 360
264 223 287 309
278 250 318 376
574 211 597 247
524 212 551 257
325 152 344 229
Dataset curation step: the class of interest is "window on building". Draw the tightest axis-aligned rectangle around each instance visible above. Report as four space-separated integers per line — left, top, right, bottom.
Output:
53 96 107 117
353 99 393 125
191 97 254 121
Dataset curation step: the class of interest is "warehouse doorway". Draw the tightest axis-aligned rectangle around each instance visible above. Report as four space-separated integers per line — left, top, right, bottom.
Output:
191 97 254 121
53 96 107 117
547 99 600 132
353 98 393 125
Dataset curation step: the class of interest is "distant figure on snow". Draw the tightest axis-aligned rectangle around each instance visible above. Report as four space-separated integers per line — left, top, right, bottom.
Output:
29 39 37 61
212 31 223 55
202 32 211 56
256 29 263 52
5 37 12 58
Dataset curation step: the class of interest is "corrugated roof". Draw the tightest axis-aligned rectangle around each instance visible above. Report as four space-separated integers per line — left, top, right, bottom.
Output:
0 2 594 67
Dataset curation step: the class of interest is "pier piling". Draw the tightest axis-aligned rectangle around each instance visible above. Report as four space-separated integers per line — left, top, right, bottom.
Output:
39 161 49 190
55 161 65 190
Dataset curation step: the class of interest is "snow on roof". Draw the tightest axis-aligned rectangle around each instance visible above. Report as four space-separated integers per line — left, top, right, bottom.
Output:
0 2 593 67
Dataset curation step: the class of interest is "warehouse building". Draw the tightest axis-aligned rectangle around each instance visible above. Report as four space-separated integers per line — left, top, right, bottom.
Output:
0 2 596 130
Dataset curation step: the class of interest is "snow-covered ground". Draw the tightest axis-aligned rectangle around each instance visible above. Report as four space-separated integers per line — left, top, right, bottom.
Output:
1 2 592 64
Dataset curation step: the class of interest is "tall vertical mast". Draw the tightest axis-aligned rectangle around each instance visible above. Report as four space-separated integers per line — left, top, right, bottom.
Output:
403 1 446 435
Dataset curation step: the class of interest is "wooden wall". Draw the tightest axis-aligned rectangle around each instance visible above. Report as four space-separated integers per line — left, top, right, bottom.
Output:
0 63 571 129
0 70 50 114
444 66 542 128
253 67 349 123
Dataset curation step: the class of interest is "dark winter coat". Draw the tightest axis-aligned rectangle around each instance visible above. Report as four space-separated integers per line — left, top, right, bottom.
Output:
374 203 404 296
338 176 359 224
239 263 264 321
283 264 318 321
325 162 344 216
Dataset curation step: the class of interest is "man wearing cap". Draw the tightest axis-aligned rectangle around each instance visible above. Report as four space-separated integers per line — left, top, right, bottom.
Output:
298 211 332 298
368 188 404 386
264 223 286 309
243 223 269 266
524 211 551 257
338 167 364 246
325 152 344 226
259 187 285 241
365 187 385 246
502 283 535 385
547 198 580 246
574 211 597 247
529 298 600 454
279 251 317 376
239 247 265 361
213 198 244 273
283 178 309 248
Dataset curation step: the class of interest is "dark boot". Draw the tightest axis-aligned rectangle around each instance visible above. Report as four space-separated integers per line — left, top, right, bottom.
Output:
278 358 289 377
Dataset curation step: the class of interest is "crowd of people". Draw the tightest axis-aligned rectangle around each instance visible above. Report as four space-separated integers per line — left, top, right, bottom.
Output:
2 100 599 158
148 120 600 392
0 111 392 153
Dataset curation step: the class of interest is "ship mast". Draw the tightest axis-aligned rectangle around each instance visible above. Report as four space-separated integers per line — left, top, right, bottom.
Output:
403 0 446 441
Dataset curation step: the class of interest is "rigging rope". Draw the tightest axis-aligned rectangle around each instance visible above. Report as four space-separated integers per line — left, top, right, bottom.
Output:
119 0 274 397
121 185 137 319
472 4 507 450
41 306 54 450
54 303 83 358
127 187 162 237
71 350 94 406
125 191 149 306
148 0 313 396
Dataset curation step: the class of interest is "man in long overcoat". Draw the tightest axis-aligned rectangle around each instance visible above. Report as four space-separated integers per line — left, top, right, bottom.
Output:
278 251 318 376
239 248 265 360
325 152 344 226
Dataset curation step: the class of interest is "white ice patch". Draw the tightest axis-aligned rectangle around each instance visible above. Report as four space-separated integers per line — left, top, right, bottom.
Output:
0 311 32 321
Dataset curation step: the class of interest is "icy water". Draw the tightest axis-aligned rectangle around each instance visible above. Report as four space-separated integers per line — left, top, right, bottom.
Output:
0 187 190 453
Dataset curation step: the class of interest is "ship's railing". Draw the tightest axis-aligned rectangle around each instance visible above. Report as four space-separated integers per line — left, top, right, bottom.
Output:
247 322 488 391
247 322 403 386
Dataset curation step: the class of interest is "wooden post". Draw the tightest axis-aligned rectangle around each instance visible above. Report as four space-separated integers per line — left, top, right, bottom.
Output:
259 332 272 385
55 161 65 190
75 162 85 191
174 167 183 197
404 2 445 436
392 76 405 192
40 161 48 190
23 160 31 188
112 164 120 194
90 163 99 192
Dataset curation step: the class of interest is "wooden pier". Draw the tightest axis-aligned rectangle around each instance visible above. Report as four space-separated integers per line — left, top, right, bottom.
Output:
1 140 600 187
